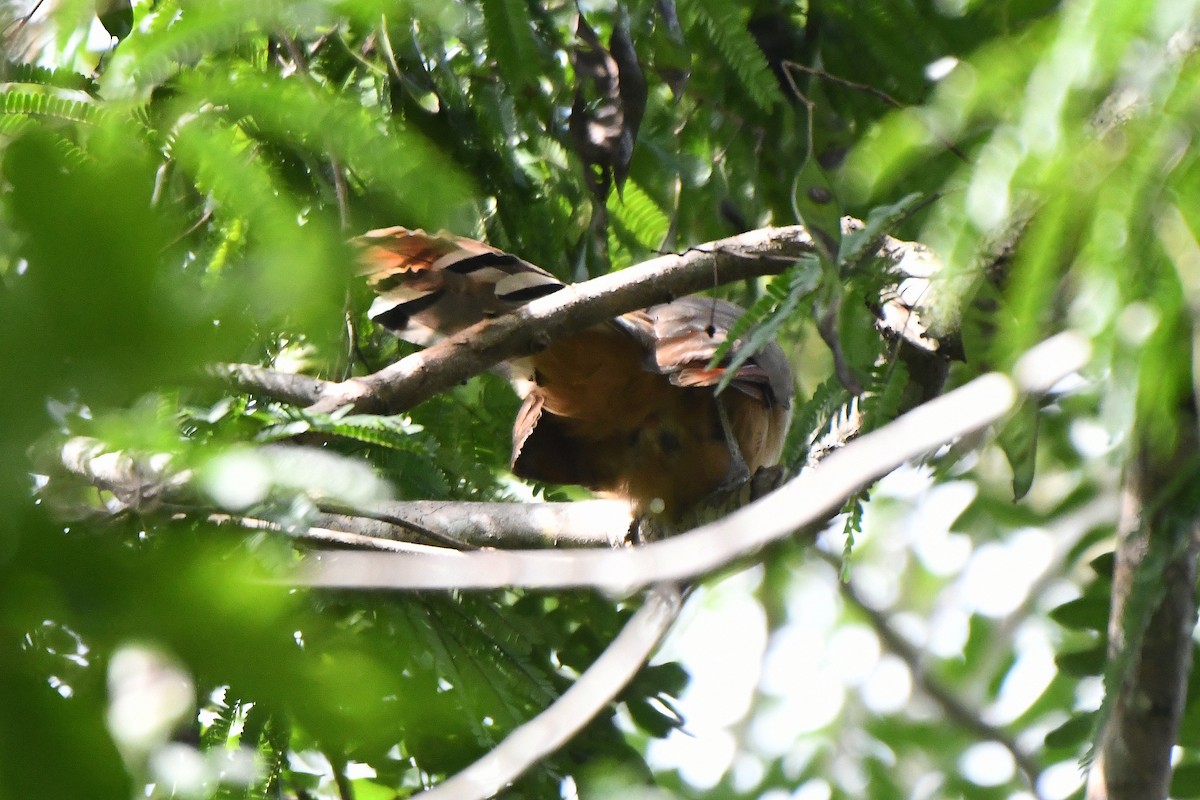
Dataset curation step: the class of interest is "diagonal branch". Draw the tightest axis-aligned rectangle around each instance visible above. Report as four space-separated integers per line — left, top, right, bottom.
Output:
210 222 941 415
418 583 684 800
314 225 818 414
820 549 1046 796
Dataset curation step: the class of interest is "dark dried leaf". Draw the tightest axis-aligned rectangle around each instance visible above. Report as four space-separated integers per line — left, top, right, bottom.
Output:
652 0 690 98
96 0 134 41
568 11 646 201
608 20 646 192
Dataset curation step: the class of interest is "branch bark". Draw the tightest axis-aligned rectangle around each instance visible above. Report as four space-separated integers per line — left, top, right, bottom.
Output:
311 500 630 549
209 363 336 408
40 441 632 551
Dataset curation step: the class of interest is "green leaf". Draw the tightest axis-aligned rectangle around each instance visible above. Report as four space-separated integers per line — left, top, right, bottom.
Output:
838 192 926 268
1089 550 1116 580
97 0 135 41
608 179 670 260
1055 643 1106 677
680 0 780 113
0 89 100 124
1048 596 1111 632
1172 763 1200 798
625 697 682 738
712 258 820 394
639 661 690 697
186 70 477 228
0 61 98 93
480 0 542 94
998 401 1040 501
1044 711 1096 750
791 156 843 265
99 0 297 96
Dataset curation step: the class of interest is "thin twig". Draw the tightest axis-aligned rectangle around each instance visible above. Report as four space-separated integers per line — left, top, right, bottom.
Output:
781 61 971 163
206 513 458 554
315 501 472 549
1 0 46 40
820 550 1046 796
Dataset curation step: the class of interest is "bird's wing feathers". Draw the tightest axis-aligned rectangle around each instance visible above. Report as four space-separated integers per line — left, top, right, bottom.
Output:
618 297 792 409
356 226 564 346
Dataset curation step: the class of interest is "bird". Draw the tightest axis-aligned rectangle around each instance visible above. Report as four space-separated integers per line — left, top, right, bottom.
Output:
355 226 793 519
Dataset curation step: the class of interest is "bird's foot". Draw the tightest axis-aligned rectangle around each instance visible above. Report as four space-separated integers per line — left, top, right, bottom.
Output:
631 464 790 542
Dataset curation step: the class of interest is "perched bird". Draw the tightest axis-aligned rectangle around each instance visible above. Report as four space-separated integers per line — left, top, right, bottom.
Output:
356 227 793 518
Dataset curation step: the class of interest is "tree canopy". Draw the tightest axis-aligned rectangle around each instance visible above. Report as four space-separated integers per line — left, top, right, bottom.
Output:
1 1 1199 799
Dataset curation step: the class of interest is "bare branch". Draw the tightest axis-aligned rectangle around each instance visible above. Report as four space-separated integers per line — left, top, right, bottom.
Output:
50 436 191 514
211 514 464 554
312 500 630 549
42 441 633 550
208 363 337 407
418 583 684 800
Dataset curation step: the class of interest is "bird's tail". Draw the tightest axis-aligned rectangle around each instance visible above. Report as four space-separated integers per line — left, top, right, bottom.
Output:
354 226 565 347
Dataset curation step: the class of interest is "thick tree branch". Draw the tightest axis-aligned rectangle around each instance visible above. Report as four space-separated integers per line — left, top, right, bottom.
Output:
418 583 684 800
300 226 817 413
209 363 337 408
1086 438 1200 800
311 500 629 548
